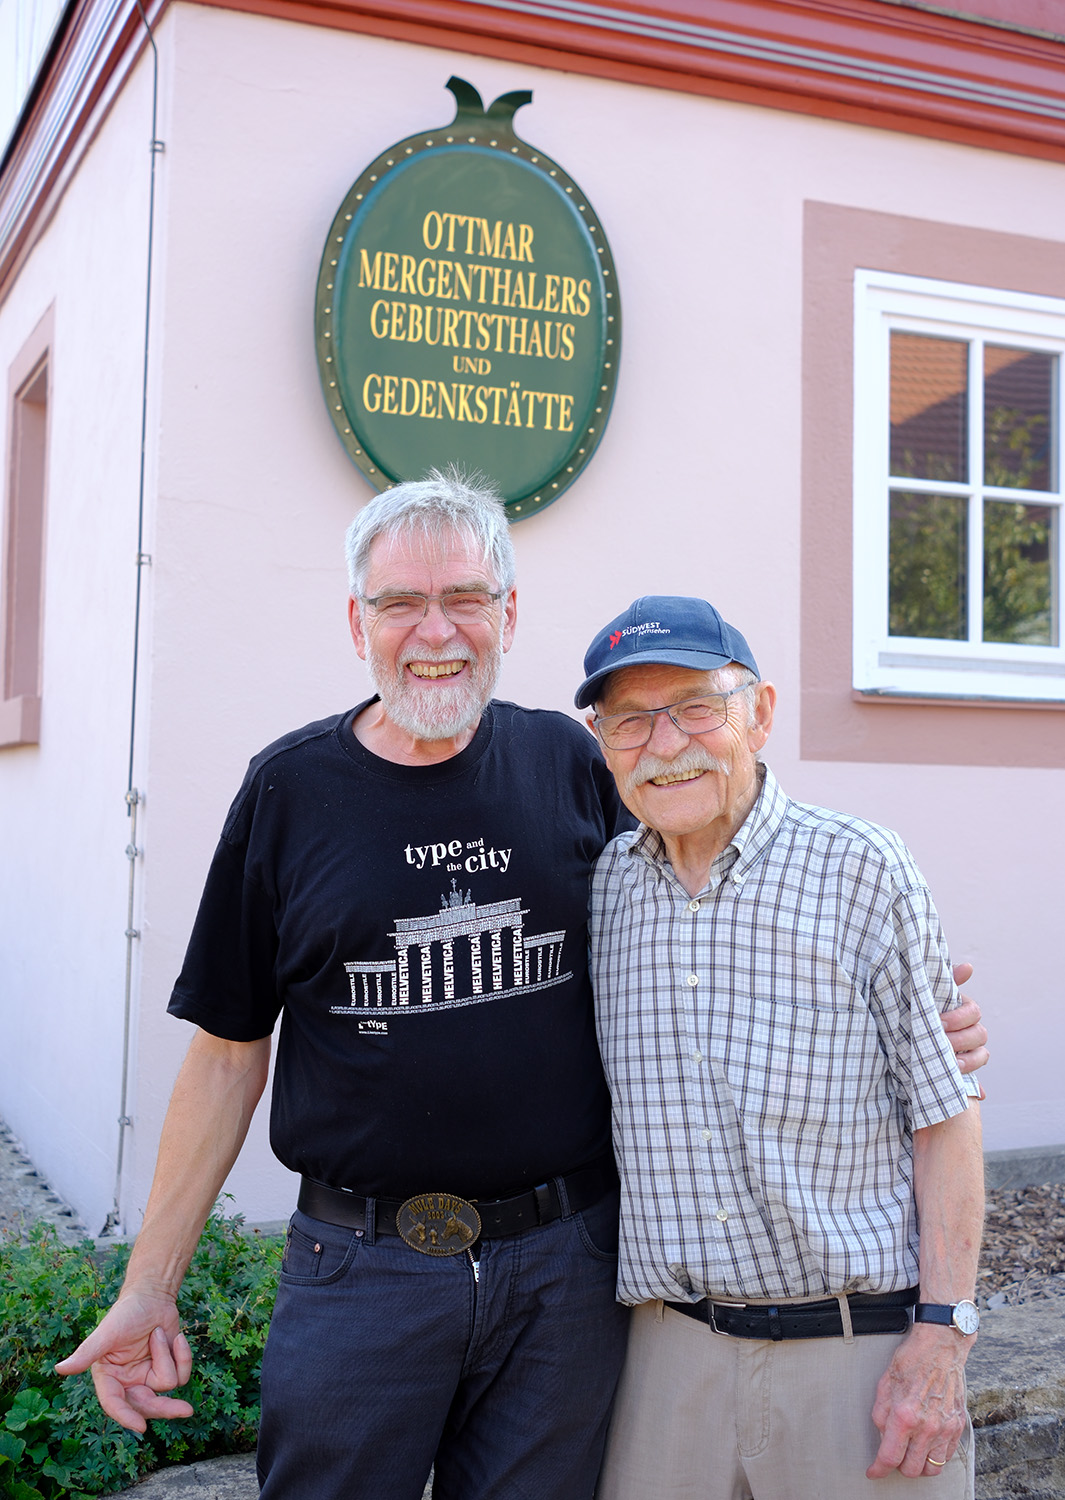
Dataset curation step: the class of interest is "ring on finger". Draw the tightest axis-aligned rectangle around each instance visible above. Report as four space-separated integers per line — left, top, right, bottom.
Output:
927 1457 948 1467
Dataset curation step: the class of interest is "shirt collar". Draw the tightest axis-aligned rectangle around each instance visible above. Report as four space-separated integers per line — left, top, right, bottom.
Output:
627 763 788 883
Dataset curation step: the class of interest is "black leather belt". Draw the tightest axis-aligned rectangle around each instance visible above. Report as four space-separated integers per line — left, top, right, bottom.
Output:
297 1155 618 1244
664 1287 918 1340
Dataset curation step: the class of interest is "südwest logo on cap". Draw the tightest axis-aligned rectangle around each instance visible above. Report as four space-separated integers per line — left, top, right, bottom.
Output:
616 622 670 643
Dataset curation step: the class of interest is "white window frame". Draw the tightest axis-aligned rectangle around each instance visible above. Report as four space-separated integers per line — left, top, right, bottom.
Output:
853 269 1065 702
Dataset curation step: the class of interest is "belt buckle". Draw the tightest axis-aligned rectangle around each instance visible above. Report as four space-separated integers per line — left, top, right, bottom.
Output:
397 1192 482 1256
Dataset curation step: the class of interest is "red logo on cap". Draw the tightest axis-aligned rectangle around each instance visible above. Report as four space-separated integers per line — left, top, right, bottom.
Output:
609 631 622 649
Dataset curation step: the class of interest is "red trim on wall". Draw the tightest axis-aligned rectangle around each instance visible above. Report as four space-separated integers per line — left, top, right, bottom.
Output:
185 0 1065 159
4 0 1065 303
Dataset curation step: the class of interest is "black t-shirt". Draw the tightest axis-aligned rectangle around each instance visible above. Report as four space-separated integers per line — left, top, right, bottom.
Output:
169 699 633 1199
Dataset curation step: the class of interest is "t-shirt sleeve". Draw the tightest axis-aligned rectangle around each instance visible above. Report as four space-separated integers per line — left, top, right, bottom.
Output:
868 877 972 1133
168 832 282 1041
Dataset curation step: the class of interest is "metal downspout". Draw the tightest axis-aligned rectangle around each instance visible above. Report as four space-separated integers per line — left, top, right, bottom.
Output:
101 0 163 1236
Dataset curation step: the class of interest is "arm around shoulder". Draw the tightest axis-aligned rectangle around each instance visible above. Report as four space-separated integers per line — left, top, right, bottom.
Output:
55 1029 271 1432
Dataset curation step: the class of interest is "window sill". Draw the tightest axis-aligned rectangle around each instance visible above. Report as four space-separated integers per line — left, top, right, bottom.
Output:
0 695 41 745
852 689 1065 710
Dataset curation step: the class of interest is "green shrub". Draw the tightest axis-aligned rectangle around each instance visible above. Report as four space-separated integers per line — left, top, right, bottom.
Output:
0 1205 282 1497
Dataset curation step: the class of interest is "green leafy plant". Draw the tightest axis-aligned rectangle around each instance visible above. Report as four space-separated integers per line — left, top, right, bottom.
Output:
0 1205 282 1497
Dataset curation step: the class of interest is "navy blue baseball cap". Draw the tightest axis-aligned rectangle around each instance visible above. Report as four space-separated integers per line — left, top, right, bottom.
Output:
574 596 760 709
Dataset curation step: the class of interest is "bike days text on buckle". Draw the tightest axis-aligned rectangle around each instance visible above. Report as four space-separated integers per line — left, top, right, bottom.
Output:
397 1193 482 1256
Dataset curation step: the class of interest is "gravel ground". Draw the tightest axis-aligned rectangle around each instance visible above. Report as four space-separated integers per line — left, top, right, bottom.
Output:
2 1114 1063 1305
975 1180 1065 1308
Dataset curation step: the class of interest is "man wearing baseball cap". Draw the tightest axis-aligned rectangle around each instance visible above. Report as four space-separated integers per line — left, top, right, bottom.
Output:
578 597 982 1499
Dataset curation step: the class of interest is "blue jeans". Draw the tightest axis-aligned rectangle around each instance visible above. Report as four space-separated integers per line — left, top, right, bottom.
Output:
257 1187 630 1500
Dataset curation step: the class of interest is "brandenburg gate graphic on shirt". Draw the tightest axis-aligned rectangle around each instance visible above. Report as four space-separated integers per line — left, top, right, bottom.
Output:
335 879 569 1017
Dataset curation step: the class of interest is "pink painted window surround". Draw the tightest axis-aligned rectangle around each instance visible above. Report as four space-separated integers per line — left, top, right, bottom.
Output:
1 309 52 748
802 207 1065 769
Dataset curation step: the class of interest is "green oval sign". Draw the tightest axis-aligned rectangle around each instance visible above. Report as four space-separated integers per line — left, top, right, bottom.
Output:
315 78 621 521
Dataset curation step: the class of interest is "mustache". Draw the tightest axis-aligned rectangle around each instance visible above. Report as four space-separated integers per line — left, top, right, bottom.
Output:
621 745 730 796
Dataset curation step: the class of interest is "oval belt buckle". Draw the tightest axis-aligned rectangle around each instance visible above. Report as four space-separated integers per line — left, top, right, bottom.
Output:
397 1192 482 1256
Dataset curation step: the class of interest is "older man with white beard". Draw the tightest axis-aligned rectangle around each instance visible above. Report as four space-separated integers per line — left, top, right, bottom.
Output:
59 483 988 1500
58 472 635 1500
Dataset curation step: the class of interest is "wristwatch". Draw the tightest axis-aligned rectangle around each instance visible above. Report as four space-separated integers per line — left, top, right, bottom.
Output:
914 1300 980 1335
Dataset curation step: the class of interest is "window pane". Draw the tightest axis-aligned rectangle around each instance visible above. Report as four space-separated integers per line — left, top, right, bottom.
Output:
983 500 1056 645
890 333 968 481
984 346 1054 492
889 491 968 639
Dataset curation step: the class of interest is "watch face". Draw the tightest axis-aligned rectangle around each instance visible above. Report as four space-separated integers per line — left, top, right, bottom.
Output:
953 1300 980 1335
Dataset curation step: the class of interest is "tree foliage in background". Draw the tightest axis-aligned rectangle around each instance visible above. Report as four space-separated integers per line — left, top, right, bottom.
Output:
0 1207 281 1498
889 408 1054 644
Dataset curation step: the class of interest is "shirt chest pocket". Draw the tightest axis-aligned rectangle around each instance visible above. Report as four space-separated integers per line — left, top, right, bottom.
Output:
712 990 886 1136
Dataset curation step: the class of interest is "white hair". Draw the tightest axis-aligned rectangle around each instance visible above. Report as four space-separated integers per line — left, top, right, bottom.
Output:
345 468 515 599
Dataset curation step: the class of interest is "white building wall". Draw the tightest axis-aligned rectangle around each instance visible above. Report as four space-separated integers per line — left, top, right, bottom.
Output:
3 3 1062 1232
0 61 159 1233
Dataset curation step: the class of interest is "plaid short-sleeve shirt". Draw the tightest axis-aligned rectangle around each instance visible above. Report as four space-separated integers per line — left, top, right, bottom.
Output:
590 765 974 1307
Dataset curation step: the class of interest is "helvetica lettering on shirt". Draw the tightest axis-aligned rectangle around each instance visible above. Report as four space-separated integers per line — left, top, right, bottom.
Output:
334 831 568 1020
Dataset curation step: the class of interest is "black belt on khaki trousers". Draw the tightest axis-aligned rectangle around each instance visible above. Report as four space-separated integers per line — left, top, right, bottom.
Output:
664 1286 918 1340
297 1154 618 1243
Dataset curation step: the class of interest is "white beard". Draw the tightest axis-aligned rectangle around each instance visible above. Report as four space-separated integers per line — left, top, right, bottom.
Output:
366 635 504 741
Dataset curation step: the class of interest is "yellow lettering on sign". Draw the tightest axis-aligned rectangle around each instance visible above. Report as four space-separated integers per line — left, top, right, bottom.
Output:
369 300 390 338
358 250 383 288
479 219 502 258
423 212 443 250
362 373 381 411
417 258 436 298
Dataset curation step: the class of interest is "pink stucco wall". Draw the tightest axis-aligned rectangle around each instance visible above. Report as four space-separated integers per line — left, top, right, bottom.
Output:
1 1 1061 1231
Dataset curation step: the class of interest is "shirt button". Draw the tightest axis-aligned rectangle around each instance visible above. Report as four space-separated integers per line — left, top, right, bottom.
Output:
701 1129 713 1141
687 900 700 912
686 973 699 987
715 1209 729 1222
692 1051 704 1063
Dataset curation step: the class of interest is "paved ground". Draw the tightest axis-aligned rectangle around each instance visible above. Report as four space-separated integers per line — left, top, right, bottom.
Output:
0 1115 92 1244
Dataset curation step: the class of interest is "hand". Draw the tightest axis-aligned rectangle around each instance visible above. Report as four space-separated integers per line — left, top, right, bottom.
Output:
866 1324 972 1479
944 962 988 1098
55 1290 194 1433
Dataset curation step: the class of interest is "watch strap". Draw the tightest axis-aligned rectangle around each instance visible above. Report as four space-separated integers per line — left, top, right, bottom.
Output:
914 1302 954 1326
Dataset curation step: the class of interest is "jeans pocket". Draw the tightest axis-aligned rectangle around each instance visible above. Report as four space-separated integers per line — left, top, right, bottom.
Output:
280 1215 362 1285
575 1185 620 1262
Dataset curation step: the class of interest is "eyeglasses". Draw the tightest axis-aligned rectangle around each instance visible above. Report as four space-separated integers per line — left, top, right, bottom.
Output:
593 686 753 750
361 590 504 626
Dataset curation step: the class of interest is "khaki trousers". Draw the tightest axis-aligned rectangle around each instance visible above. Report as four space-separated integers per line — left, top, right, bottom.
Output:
596 1301 974 1500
